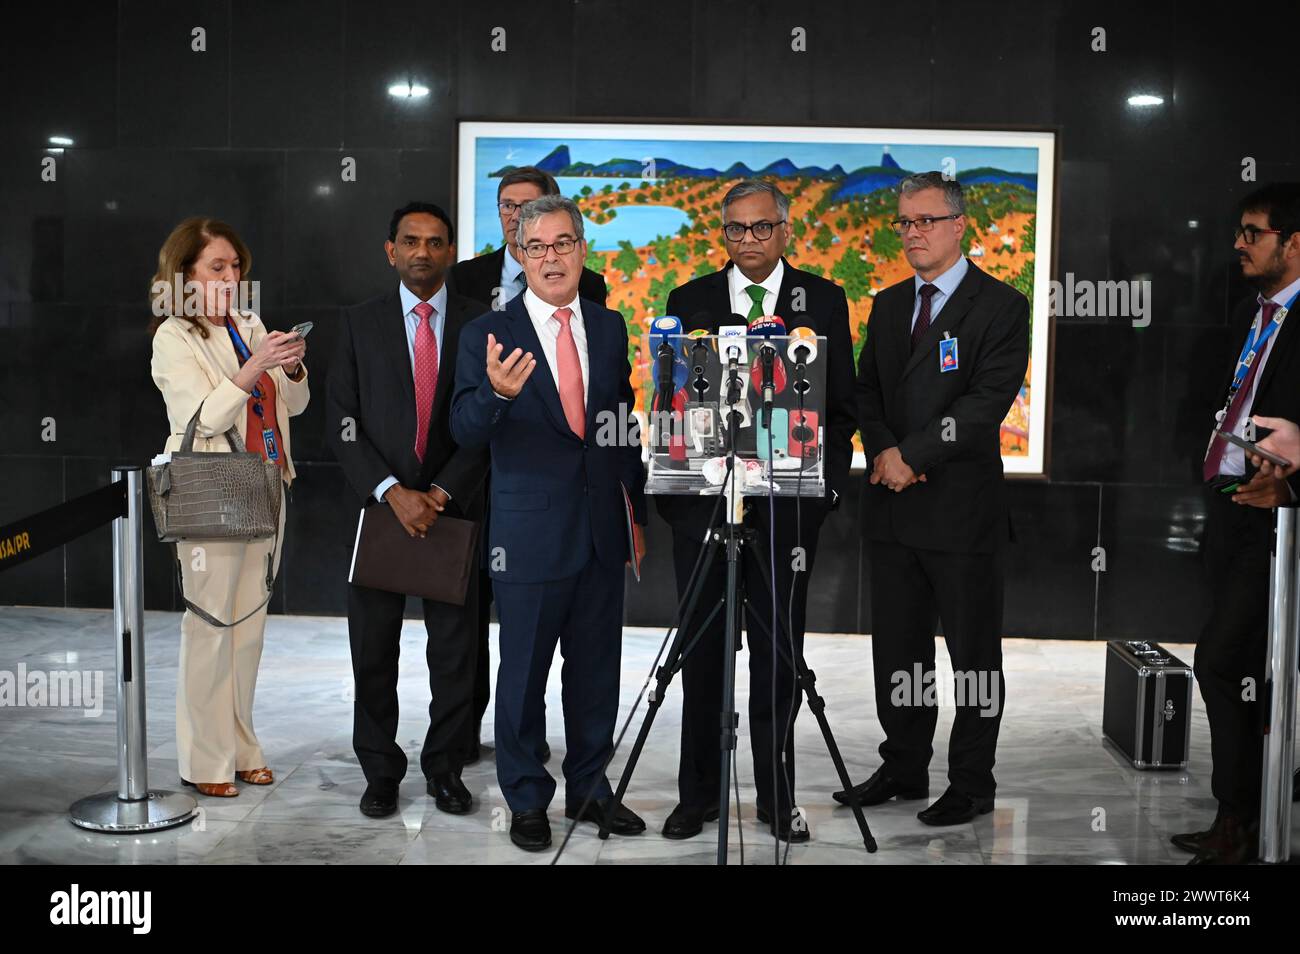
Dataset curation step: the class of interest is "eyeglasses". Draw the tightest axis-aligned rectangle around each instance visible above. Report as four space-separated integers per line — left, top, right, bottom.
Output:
521 239 578 258
722 220 785 242
890 214 961 235
1235 224 1283 245
498 200 527 215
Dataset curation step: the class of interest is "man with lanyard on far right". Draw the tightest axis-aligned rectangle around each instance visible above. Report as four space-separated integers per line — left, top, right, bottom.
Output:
1176 182 1300 865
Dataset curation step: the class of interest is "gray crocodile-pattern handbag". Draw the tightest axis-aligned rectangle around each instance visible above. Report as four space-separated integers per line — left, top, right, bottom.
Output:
147 402 284 628
146 403 282 543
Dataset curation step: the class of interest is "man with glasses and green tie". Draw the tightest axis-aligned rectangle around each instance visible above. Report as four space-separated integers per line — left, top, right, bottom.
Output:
841 171 1028 828
448 166 608 768
655 178 857 843
1172 183 1300 865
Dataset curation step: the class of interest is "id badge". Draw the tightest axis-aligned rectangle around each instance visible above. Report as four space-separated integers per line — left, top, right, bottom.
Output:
939 336 959 373
262 428 280 461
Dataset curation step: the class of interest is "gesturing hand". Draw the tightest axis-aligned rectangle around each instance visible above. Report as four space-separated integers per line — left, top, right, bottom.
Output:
486 332 536 399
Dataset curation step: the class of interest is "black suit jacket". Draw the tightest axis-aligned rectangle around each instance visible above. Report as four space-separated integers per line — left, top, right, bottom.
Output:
448 245 608 311
326 286 488 519
654 257 857 542
1208 291 1300 501
856 260 1029 554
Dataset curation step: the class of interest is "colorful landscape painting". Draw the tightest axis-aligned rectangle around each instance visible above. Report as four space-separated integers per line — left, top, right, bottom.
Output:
457 123 1055 474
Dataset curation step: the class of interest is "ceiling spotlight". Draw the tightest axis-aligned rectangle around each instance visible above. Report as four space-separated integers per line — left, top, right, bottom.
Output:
49 135 74 146
388 82 430 99
1127 94 1164 107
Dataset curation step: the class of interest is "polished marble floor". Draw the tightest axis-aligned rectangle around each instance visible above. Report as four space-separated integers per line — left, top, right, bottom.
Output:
0 606 1295 865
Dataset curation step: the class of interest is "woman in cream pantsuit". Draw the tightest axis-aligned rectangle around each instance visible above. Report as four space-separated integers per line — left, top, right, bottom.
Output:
149 217 310 797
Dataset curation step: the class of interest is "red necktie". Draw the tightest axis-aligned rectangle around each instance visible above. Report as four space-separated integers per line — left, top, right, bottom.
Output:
911 283 939 352
552 307 585 438
413 301 438 462
1203 297 1279 481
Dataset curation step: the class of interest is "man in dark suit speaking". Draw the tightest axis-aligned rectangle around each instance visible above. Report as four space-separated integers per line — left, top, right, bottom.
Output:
448 165 607 766
451 195 647 852
326 201 488 820
839 172 1029 827
656 179 857 843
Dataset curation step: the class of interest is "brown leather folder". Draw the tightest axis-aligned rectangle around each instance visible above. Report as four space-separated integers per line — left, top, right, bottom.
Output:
348 504 480 606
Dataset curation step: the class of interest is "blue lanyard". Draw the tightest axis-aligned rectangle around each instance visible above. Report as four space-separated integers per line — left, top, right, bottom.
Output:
1228 290 1300 396
225 319 264 405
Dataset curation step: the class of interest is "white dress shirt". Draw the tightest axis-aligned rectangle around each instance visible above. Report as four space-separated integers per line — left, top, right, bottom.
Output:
374 281 449 503
911 255 969 330
498 287 589 404
1220 273 1300 476
727 259 784 319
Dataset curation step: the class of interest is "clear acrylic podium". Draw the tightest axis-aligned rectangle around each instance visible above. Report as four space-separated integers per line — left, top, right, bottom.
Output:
641 332 827 520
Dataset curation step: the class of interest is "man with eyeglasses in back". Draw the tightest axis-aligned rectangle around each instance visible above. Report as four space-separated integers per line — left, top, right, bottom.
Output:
1173 183 1300 865
448 166 608 768
839 171 1028 828
655 178 857 843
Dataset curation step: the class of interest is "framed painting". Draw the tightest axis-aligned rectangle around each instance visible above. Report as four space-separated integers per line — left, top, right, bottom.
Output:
457 121 1055 474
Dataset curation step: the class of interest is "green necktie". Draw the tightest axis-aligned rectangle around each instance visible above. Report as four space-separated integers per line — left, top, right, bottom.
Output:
744 284 767 320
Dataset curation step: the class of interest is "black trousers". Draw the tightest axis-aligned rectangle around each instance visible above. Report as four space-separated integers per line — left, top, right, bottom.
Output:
347 568 479 783
1196 489 1272 819
671 516 821 817
868 539 1005 798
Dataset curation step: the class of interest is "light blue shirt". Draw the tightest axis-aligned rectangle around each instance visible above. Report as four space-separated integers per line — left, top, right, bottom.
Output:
499 247 526 304
911 255 969 331
373 281 450 504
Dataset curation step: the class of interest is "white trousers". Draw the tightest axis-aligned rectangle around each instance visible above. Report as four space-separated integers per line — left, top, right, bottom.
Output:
175 485 285 782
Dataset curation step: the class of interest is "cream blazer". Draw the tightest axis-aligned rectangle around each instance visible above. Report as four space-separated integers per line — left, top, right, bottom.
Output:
151 311 310 484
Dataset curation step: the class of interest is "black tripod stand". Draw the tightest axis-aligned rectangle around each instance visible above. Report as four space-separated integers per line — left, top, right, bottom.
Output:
600 354 877 862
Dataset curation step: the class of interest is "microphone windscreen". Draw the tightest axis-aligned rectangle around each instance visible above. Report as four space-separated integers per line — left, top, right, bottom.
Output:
747 314 787 341
716 321 749 363
786 326 818 363
648 314 682 351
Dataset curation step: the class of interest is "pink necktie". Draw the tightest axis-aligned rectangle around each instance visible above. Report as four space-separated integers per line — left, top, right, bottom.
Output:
552 307 585 438
1203 297 1279 481
412 301 438 462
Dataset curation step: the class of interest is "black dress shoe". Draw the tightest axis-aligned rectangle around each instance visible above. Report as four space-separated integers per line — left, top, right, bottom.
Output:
1188 812 1257 865
832 767 928 806
427 772 473 815
755 805 811 843
359 779 399 818
1171 807 1225 854
510 809 552 852
917 786 994 826
540 741 552 764
565 798 646 836
662 803 720 840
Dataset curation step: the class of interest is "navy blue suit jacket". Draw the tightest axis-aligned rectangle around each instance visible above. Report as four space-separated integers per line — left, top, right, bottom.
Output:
450 294 647 584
